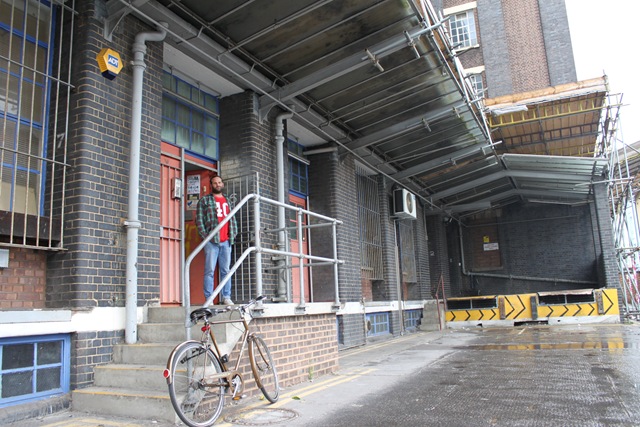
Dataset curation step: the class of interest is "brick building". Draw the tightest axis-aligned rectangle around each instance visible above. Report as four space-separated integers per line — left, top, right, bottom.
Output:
0 0 621 423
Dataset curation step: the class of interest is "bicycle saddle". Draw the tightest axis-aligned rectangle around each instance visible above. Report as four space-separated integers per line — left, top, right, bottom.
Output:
189 307 227 323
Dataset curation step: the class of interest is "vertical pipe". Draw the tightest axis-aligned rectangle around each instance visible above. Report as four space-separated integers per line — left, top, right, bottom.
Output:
254 195 263 298
274 109 294 301
125 24 167 344
297 208 305 307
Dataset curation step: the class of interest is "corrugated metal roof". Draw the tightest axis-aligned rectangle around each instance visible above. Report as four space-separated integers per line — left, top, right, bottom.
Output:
113 0 610 218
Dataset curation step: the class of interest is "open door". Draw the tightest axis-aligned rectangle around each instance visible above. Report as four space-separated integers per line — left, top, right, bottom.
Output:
289 194 310 303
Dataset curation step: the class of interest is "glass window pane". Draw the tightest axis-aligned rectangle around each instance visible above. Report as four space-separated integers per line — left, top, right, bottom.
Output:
205 136 217 158
162 98 175 119
161 120 175 144
204 94 218 114
36 367 61 392
3 343 33 369
2 371 33 398
176 104 190 127
192 113 203 132
176 126 189 148
37 341 61 365
162 72 173 90
205 116 218 138
176 80 190 99
191 132 204 154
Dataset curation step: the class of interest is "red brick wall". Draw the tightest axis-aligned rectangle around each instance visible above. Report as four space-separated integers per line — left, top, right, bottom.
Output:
0 247 46 308
227 313 339 396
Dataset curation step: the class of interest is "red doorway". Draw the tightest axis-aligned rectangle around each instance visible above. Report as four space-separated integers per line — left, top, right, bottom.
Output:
289 194 310 303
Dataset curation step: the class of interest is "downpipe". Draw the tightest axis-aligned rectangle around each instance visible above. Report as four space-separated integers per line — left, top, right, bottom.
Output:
274 108 294 302
125 24 167 344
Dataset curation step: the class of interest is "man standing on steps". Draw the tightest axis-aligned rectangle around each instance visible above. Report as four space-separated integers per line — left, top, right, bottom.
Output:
196 174 238 305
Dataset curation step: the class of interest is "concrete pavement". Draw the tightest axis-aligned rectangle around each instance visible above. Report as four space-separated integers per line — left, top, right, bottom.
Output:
11 323 640 426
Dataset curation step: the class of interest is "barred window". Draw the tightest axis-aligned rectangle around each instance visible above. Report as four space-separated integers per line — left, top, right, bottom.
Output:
0 0 72 248
467 73 484 97
356 165 383 281
162 72 220 160
449 10 477 48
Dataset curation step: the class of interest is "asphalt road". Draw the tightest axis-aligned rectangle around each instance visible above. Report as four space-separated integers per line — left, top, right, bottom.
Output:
16 323 640 427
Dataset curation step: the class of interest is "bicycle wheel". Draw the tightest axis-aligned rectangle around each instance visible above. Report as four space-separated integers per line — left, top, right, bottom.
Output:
167 342 225 427
248 335 280 403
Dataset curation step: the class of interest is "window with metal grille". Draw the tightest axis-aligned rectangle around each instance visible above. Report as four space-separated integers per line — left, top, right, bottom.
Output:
0 334 70 408
356 165 383 281
161 72 220 160
398 220 417 283
0 0 72 249
404 309 422 330
449 10 477 48
366 312 391 336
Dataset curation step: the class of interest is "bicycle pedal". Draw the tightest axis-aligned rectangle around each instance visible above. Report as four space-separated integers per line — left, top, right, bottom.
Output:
233 394 247 401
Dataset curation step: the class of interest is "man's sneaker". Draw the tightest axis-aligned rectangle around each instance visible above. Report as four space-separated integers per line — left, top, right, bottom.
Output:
222 298 234 306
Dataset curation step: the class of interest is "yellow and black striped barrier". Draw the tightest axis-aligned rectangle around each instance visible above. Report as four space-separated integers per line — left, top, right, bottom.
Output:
445 288 619 328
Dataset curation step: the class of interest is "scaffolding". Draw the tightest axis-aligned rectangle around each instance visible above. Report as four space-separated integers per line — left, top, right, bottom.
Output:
597 93 640 319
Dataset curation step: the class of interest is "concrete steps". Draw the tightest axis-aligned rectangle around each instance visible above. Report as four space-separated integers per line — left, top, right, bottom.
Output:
72 305 242 422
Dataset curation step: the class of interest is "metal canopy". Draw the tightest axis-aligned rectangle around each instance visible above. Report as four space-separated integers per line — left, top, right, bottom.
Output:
112 0 610 218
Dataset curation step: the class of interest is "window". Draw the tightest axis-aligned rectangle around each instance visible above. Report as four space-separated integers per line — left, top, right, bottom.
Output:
0 334 70 408
449 10 477 48
356 165 384 281
467 74 484 97
366 312 391 337
0 0 70 249
287 140 308 196
162 72 220 159
404 309 422 330
0 0 52 216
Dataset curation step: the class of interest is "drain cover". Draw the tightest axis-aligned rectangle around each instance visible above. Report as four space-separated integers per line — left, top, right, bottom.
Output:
224 408 299 426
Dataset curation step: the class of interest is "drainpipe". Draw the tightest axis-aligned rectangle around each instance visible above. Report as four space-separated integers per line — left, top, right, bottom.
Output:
274 107 294 302
125 24 167 344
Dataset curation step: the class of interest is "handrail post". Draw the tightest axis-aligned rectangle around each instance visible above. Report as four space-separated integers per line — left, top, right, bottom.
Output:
332 220 341 310
297 208 306 310
254 195 263 300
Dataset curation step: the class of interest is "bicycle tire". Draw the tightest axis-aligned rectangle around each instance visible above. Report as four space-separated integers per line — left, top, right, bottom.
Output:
248 334 280 403
167 341 225 427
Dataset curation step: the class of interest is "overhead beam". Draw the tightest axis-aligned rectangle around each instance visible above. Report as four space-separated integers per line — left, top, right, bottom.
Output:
428 169 596 202
392 144 490 180
258 20 446 116
346 102 468 151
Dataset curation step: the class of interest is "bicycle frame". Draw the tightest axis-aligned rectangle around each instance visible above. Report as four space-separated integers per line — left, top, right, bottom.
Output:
164 307 254 397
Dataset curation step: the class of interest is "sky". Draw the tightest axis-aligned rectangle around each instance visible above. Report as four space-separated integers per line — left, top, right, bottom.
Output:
565 0 640 145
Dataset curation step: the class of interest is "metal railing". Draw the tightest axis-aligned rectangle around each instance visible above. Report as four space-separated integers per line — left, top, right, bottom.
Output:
182 193 343 336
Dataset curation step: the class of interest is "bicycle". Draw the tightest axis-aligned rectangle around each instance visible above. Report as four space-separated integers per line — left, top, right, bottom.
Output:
163 295 280 427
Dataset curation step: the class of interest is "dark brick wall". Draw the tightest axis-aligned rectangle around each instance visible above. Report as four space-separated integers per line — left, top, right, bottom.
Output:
475 0 513 97
458 202 602 295
337 313 366 350
427 214 452 298
414 204 431 300
46 0 161 309
219 92 279 297
538 0 577 86
72 330 124 389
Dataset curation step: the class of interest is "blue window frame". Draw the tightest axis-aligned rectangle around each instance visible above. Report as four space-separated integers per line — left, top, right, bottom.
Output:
404 309 422 330
0 334 70 408
366 312 391 337
0 0 54 216
161 71 220 160
287 139 308 197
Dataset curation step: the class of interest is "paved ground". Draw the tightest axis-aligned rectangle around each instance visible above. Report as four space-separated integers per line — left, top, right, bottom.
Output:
13 323 640 427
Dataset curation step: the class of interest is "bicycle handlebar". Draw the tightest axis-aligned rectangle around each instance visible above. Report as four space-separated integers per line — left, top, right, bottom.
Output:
189 295 265 325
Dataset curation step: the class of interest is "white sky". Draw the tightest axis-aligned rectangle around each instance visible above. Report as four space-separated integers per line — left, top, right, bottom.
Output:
565 0 640 145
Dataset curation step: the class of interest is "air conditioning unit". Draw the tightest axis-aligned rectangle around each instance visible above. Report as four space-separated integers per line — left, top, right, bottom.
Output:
393 189 417 219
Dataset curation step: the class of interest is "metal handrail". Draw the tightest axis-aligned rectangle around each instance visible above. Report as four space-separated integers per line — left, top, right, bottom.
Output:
183 193 343 338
